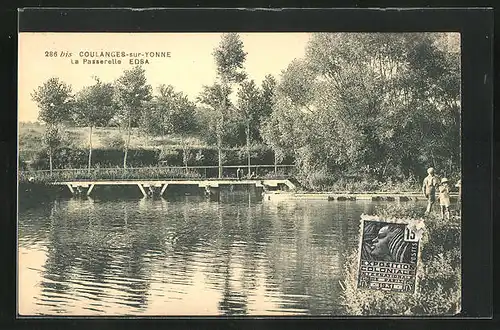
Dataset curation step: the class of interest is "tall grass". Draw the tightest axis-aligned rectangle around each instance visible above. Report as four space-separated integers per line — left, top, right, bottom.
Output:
19 167 203 184
295 171 421 193
339 203 461 315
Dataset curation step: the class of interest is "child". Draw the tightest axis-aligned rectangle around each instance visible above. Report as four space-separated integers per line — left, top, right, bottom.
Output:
439 178 451 220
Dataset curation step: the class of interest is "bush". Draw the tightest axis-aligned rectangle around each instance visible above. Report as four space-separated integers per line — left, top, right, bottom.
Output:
295 168 336 191
294 171 421 193
101 133 125 150
19 166 203 183
339 204 461 316
25 147 163 170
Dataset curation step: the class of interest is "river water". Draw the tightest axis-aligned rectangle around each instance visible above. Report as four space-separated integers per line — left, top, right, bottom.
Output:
18 188 405 316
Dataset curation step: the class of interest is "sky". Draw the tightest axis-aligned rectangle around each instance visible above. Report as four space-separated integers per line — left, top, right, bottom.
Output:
18 32 311 123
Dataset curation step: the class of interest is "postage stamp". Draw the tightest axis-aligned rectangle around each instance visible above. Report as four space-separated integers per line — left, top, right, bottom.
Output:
357 215 425 294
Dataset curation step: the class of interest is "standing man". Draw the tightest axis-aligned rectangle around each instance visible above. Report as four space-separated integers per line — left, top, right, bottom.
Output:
422 167 440 215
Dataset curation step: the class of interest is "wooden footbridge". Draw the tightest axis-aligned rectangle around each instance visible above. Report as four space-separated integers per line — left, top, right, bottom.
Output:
52 179 297 197
22 165 458 202
21 165 297 197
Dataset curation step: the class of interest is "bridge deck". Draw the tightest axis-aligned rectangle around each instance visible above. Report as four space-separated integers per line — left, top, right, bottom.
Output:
52 179 296 197
51 179 292 186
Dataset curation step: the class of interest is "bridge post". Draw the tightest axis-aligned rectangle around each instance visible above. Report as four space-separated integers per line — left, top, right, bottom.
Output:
160 183 169 196
137 183 147 198
66 184 75 195
87 184 95 196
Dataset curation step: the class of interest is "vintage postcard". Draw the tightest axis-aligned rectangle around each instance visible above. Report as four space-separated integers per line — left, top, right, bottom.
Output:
18 30 462 317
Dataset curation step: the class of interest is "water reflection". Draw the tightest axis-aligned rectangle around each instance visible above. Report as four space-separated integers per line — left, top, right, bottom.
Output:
18 191 396 316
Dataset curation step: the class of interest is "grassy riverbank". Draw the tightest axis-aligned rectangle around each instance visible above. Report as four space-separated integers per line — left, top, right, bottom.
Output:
297 177 421 194
18 167 204 184
19 123 459 194
19 122 208 151
339 203 461 315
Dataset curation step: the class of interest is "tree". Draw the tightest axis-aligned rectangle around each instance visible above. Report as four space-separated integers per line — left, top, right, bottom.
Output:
114 66 152 168
31 77 73 173
264 33 460 187
260 113 286 175
141 84 197 169
236 79 261 177
41 125 64 174
213 33 247 84
199 33 247 178
32 77 74 125
198 83 232 176
256 74 277 141
74 76 115 172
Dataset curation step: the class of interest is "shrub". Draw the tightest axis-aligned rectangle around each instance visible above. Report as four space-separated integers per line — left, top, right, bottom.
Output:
101 133 125 150
18 166 203 183
294 172 421 193
295 168 336 191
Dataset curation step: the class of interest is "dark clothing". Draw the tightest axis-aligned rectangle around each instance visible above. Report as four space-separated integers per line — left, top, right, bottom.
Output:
422 174 439 198
422 174 439 214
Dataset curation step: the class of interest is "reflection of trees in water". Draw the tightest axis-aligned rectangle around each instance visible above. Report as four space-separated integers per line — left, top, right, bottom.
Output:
39 200 81 307
32 194 364 315
18 199 59 247
261 201 359 315
216 203 249 316
171 200 258 316
38 198 166 312
218 252 248 316
239 202 260 293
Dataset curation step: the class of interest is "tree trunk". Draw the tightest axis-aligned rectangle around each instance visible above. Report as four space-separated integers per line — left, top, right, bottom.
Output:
449 154 453 176
274 151 277 174
381 157 391 178
182 139 189 173
49 148 53 175
184 149 188 171
123 114 132 169
430 150 436 169
217 79 228 179
217 134 222 179
88 126 93 173
246 121 251 178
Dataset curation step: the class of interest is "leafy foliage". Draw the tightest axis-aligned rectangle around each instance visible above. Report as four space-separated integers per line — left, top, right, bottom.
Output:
261 33 461 184
31 77 73 125
198 33 248 177
197 83 234 145
213 33 247 84
141 84 197 137
237 79 260 127
74 76 115 128
73 76 116 170
24 33 460 188
101 132 125 150
113 66 153 127
42 125 64 152
113 66 152 168
41 124 66 172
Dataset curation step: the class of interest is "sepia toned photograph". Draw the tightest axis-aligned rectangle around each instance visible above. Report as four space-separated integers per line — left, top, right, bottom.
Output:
18 31 461 316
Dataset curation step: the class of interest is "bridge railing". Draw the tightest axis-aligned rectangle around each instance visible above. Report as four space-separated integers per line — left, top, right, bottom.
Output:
19 165 296 182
